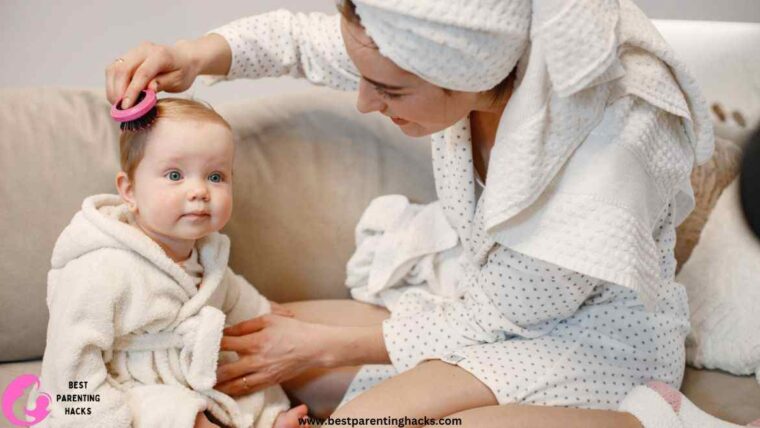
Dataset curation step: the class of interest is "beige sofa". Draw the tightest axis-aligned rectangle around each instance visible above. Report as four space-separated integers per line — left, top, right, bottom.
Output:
1 84 759 426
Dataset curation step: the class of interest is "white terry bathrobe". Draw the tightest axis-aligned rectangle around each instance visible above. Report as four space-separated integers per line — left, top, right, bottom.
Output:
207 0 714 410
37 194 289 428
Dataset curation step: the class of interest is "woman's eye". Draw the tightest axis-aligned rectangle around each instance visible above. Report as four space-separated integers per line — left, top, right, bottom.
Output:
374 86 402 100
208 173 223 183
165 171 182 181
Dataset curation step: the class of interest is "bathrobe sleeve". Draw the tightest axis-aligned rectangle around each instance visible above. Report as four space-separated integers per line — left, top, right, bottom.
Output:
221 268 272 326
41 253 207 428
381 247 603 372
220 268 291 424
206 10 360 91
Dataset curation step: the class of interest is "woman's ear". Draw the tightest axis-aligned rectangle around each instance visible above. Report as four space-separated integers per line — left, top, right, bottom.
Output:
116 171 137 212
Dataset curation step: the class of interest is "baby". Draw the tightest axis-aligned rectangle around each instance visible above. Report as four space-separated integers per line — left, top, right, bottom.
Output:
38 98 308 428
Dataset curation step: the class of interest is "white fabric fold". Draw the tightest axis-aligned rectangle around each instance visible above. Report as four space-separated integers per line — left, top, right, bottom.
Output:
345 195 466 310
113 306 225 392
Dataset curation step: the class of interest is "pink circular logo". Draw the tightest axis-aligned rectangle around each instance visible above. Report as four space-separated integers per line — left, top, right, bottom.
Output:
1 374 51 426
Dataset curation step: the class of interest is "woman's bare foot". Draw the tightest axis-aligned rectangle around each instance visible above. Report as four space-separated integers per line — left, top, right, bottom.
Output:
273 404 310 428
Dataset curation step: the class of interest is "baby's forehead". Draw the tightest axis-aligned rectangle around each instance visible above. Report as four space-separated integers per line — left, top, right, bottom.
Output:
143 120 234 164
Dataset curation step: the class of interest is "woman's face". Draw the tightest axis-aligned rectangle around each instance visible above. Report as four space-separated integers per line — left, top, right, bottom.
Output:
340 17 483 137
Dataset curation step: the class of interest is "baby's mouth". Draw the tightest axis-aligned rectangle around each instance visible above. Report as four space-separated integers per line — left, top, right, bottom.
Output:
182 211 210 220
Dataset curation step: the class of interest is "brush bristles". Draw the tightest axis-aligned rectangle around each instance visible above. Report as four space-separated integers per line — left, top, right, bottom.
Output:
120 107 157 132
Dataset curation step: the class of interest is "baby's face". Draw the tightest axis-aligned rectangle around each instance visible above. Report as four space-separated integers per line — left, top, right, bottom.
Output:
129 119 234 241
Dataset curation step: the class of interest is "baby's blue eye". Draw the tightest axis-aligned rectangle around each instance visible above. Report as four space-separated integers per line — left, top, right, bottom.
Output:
208 173 223 183
166 171 182 181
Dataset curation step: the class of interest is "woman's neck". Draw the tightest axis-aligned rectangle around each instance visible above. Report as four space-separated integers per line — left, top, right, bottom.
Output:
470 102 507 182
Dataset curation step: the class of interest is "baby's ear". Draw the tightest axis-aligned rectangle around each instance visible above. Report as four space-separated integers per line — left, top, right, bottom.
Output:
115 171 137 212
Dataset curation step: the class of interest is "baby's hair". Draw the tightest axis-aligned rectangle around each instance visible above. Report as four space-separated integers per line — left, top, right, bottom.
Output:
119 98 232 180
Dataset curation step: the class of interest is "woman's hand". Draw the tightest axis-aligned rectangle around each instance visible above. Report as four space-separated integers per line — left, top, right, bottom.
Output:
214 314 327 397
105 34 232 108
270 301 296 318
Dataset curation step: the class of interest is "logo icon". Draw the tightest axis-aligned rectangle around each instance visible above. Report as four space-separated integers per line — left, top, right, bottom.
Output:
2 374 51 426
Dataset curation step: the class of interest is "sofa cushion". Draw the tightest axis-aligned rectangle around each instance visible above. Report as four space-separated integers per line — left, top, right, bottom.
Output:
674 137 743 270
0 88 121 362
678 178 760 381
681 366 760 424
0 359 43 427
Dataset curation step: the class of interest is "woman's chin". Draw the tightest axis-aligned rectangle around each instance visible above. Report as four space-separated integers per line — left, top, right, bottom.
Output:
398 123 431 138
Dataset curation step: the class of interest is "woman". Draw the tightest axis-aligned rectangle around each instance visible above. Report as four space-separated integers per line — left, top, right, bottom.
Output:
105 1 734 427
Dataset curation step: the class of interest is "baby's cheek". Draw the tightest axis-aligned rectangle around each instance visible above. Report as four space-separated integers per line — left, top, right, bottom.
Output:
214 194 233 228
156 195 183 225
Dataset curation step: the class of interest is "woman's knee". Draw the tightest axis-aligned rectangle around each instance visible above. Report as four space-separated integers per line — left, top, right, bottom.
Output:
283 299 390 326
332 360 497 423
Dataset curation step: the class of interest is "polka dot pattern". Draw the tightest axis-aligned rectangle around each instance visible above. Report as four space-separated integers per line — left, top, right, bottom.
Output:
209 11 360 91
209 11 692 412
341 202 688 411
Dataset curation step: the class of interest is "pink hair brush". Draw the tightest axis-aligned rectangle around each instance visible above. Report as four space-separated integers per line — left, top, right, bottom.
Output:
110 89 158 131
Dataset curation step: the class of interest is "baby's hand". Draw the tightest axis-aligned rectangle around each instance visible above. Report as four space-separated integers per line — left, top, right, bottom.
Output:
273 404 310 428
194 411 221 428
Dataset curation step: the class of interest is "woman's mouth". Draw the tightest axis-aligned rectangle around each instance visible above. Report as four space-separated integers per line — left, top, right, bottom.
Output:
391 116 409 125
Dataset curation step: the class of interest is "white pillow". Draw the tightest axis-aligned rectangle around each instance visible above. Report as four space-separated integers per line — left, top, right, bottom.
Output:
678 179 760 383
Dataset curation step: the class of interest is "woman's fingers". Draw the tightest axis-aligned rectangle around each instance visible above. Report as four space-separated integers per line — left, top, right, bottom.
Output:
216 355 264 384
219 334 259 353
121 47 172 108
105 44 149 104
223 315 270 336
214 371 274 396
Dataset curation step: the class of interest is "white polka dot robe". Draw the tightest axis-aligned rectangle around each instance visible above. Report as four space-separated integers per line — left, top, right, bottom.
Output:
209 10 706 410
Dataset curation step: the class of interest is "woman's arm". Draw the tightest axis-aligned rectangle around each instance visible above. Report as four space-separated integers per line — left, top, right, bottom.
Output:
206 10 359 90
107 10 359 108
105 34 231 107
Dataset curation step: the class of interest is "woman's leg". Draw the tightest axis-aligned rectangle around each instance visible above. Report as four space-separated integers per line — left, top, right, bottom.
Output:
282 299 390 326
433 404 642 428
280 299 390 418
331 359 498 428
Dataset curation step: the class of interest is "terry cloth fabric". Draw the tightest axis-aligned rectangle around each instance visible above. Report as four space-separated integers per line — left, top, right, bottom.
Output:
353 0 714 310
619 380 760 428
36 194 289 428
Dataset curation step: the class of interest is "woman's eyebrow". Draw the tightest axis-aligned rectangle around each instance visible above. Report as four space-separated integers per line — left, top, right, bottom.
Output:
362 75 405 90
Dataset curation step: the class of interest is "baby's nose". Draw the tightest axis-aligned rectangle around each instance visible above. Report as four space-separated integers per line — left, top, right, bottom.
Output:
188 183 210 201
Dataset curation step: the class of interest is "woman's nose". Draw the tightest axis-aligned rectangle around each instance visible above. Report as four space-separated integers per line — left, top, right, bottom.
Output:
356 79 386 114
